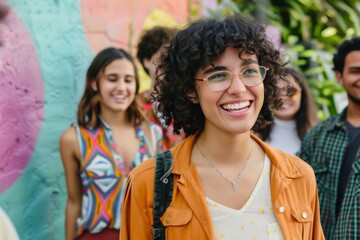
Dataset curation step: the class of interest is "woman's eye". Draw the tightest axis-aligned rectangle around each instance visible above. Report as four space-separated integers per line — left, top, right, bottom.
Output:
125 77 135 83
108 77 117 82
208 72 228 81
242 67 258 76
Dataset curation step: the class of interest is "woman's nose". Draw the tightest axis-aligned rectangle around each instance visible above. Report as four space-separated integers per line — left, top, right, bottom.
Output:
227 74 246 94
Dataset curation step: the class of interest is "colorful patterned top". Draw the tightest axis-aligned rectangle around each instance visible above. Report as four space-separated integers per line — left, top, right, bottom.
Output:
74 118 162 236
138 91 184 150
298 108 360 240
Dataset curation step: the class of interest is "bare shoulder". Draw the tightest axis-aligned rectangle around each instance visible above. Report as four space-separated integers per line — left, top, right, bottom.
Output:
59 127 79 160
60 127 77 146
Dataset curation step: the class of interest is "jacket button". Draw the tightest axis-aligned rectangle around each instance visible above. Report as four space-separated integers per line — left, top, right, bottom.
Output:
302 211 308 219
165 216 171 224
279 206 285 213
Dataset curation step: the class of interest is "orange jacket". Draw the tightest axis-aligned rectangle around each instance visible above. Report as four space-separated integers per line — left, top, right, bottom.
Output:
120 133 325 240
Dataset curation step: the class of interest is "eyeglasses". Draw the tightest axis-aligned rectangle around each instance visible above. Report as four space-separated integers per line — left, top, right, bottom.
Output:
285 87 301 100
195 66 268 92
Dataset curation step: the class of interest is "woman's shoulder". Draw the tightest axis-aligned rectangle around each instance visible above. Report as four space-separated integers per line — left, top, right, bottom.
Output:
284 151 315 175
269 147 316 179
127 157 156 187
59 125 77 146
59 125 81 161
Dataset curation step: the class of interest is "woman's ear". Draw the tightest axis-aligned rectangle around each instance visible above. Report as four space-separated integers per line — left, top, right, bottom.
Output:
91 79 97 91
187 91 199 104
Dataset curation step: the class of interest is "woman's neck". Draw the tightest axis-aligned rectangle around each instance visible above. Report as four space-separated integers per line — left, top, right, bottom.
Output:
196 129 252 165
100 110 129 128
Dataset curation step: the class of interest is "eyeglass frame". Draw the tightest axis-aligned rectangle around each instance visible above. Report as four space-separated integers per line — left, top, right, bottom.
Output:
194 65 269 92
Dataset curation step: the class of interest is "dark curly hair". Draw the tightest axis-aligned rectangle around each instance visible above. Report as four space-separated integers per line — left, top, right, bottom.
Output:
333 36 360 73
153 15 285 137
136 26 178 75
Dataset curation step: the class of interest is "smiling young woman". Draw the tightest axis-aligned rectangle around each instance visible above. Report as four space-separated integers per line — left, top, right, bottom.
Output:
59 48 163 240
120 15 325 240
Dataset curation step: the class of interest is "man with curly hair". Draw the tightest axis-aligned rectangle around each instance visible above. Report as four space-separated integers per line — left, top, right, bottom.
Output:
136 26 184 150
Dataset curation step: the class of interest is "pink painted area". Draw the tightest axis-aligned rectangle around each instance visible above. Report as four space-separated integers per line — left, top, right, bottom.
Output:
79 0 189 54
0 6 44 191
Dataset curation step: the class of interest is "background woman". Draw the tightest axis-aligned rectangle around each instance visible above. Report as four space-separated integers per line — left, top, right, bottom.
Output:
256 67 318 154
59 47 162 240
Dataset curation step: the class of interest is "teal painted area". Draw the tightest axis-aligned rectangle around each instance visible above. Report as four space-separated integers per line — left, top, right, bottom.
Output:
0 1 93 239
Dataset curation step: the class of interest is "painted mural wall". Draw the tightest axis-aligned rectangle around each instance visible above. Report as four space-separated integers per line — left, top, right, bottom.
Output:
0 0 217 239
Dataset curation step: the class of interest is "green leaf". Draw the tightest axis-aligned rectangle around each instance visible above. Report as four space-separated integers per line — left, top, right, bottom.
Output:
335 2 360 35
299 49 318 57
321 27 337 37
304 66 324 75
316 97 331 105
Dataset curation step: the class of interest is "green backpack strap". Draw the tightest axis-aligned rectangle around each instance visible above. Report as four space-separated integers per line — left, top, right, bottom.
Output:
153 150 174 240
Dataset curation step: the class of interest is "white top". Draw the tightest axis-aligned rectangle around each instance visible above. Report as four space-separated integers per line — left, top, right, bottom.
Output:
0 207 20 240
206 155 284 240
266 119 301 155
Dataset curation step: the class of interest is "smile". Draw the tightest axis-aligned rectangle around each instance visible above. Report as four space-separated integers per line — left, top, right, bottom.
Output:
221 101 251 112
113 94 126 100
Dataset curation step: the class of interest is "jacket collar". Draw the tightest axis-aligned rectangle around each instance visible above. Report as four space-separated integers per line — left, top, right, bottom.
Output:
252 133 304 179
328 107 347 131
170 132 305 239
171 133 304 179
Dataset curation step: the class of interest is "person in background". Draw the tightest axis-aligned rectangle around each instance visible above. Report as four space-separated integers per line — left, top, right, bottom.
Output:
136 26 184 150
0 207 20 240
59 47 162 240
256 67 318 154
121 15 324 240
298 36 360 240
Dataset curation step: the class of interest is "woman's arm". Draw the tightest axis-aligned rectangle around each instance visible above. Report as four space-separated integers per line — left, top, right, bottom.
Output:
59 127 82 240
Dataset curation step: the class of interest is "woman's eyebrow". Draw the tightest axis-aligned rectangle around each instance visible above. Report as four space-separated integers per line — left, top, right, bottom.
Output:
240 59 259 66
203 59 259 74
105 73 118 77
203 66 227 74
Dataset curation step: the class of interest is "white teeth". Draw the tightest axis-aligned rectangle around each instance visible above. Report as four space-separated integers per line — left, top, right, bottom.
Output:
222 101 250 110
280 102 290 110
113 95 126 100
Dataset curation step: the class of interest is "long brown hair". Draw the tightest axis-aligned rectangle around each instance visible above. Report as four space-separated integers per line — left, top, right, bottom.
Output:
77 47 146 128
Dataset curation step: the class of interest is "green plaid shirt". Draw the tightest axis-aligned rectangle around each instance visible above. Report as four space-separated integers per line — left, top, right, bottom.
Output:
298 108 360 240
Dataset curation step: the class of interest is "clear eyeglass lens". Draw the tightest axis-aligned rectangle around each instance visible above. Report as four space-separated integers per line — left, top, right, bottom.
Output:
206 66 267 91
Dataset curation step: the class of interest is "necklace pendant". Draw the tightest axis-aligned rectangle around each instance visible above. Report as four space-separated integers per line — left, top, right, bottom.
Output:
231 181 237 192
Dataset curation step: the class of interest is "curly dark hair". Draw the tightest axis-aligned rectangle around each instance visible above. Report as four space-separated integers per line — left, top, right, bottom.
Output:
136 26 178 75
333 36 360 73
153 15 285 136
256 67 318 141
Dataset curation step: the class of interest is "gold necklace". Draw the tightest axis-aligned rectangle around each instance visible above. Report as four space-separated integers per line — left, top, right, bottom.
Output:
196 140 255 192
